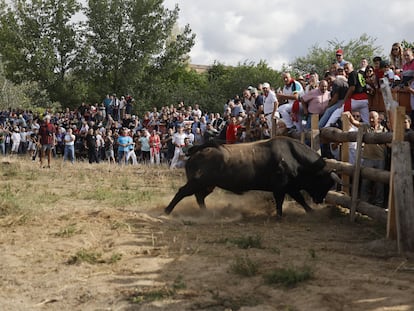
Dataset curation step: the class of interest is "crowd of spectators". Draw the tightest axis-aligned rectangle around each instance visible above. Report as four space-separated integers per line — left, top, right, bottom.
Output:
1 46 413 173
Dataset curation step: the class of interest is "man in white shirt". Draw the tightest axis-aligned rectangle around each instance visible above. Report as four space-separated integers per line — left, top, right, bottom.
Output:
276 72 305 132
262 82 279 133
170 126 187 169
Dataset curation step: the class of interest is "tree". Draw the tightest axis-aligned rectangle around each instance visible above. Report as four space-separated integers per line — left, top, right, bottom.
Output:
290 34 383 78
84 0 195 100
0 0 82 106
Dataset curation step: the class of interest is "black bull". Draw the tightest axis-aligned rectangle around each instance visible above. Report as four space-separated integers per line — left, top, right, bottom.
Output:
165 137 339 217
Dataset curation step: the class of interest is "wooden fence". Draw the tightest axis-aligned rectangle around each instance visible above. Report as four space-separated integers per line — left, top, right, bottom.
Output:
281 107 414 253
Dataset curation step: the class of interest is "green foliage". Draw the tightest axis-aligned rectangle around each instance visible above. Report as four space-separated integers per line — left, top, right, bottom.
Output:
264 265 313 288
229 255 259 277
0 1 398 115
290 34 383 78
401 39 414 50
67 249 122 264
55 224 81 237
229 234 263 249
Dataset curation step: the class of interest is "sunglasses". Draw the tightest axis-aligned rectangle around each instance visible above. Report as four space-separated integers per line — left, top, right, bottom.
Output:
352 115 361 118
392 48 399 51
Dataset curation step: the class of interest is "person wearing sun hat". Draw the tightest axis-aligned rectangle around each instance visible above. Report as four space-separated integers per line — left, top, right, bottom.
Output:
335 48 347 67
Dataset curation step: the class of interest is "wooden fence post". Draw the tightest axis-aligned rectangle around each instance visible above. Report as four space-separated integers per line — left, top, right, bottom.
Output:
387 106 406 240
390 142 414 252
311 114 320 154
350 125 366 221
341 115 351 194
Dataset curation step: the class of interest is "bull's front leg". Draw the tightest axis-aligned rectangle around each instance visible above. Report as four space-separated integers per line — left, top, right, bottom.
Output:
165 183 196 214
273 192 285 218
195 187 214 210
288 190 313 213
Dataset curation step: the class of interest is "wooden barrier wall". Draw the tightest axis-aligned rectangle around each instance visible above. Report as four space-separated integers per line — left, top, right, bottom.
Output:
294 109 414 253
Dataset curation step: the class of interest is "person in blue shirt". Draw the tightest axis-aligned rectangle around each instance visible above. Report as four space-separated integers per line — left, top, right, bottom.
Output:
117 128 132 165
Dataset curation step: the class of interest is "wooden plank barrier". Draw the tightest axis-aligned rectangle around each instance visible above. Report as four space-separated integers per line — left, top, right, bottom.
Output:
306 107 414 252
391 142 414 252
387 106 405 240
340 115 350 194
349 125 366 222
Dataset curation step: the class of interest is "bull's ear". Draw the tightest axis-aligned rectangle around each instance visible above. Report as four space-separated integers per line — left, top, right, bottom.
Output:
330 171 342 185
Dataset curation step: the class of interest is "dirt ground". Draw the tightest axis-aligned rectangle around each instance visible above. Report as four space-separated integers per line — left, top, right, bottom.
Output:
1 161 414 311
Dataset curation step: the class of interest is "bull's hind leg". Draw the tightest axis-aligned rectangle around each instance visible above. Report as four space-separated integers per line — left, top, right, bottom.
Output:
165 183 197 214
195 187 214 210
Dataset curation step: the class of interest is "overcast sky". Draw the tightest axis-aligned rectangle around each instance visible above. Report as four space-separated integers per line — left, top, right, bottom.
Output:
163 0 413 70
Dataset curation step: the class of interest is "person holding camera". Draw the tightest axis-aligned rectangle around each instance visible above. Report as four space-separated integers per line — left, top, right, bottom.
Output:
38 115 56 168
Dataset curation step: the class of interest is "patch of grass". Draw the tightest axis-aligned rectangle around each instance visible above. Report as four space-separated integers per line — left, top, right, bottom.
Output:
1 164 19 177
206 290 261 310
67 249 104 265
130 287 174 304
230 235 263 249
172 275 186 290
264 265 313 288
229 256 259 277
55 224 81 237
0 184 21 216
110 221 131 231
107 253 123 264
308 248 316 259
67 249 123 265
82 187 112 201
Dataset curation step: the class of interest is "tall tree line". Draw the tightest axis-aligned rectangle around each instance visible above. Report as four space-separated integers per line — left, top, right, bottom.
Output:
0 0 196 112
1 0 405 115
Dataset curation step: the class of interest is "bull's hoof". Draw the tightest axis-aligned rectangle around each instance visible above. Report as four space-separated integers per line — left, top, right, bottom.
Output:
305 208 314 213
164 208 172 215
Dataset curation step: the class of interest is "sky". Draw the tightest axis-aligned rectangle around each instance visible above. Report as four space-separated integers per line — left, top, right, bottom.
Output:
163 0 413 70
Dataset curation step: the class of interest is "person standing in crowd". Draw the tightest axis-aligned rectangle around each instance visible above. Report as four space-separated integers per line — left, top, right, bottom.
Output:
63 127 76 164
95 128 105 162
170 125 187 169
104 129 115 164
276 72 305 132
38 115 56 168
149 129 161 165
137 129 149 163
111 94 120 121
261 82 279 133
402 48 414 83
84 128 99 164
11 127 21 155
117 128 132 165
0 124 6 155
348 110 388 207
226 115 240 144
359 57 369 74
243 88 255 114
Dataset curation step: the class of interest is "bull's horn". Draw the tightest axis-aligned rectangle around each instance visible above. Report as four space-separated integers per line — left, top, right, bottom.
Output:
330 171 342 185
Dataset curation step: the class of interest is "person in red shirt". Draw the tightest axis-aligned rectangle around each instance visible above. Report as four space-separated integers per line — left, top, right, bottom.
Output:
226 116 240 144
37 115 56 168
